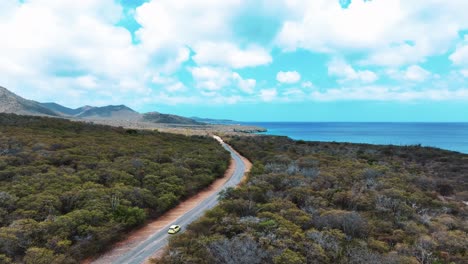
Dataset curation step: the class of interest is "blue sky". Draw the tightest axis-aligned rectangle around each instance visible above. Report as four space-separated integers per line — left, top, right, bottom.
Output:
1 0 468 121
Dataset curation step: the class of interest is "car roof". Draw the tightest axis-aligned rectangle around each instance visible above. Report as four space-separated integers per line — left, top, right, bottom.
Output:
169 225 179 229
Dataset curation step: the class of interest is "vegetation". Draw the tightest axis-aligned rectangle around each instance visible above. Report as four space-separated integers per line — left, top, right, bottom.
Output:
156 136 467 264
142 112 203 125
0 114 230 263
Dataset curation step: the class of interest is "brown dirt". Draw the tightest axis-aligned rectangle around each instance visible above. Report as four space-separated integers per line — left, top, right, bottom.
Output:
83 140 251 264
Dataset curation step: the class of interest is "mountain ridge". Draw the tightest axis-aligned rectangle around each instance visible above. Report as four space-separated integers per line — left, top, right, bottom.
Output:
0 86 201 125
40 102 96 116
76 105 141 120
0 86 60 117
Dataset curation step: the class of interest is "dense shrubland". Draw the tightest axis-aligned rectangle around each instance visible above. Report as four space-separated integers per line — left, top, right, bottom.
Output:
0 114 230 263
155 136 467 264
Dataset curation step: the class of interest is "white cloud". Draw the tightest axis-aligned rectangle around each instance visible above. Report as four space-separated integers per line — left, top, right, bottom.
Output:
141 92 201 106
211 95 243 105
189 66 256 94
165 82 186 93
0 0 19 17
276 71 301 84
404 65 431 82
233 73 256 94
190 67 232 92
302 81 313 88
450 35 468 66
387 65 432 82
460 69 468 77
275 0 468 66
283 88 305 99
259 89 278 102
193 42 272 69
0 0 264 107
359 71 379 83
328 58 378 83
134 0 251 72
76 75 98 90
310 86 468 101
0 0 151 107
361 42 432 67
159 47 191 73
275 0 404 51
2 0 467 108
152 73 174 85
152 73 187 93
135 0 242 50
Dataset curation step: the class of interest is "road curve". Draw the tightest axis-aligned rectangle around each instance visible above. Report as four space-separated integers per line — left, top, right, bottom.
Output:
93 136 249 264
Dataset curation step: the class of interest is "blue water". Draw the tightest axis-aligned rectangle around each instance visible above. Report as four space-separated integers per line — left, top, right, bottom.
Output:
241 122 468 154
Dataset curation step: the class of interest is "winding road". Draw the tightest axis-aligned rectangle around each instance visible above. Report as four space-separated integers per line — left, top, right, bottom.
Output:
90 136 249 264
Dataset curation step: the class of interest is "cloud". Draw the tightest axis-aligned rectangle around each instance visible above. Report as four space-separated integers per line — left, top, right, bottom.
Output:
259 89 277 101
190 67 231 92
134 0 250 72
0 0 262 107
141 92 201 106
310 86 468 101
76 75 99 90
135 0 242 49
302 81 313 88
189 66 256 94
159 47 191 73
276 71 301 84
450 35 468 66
152 73 174 85
165 82 187 93
387 65 432 82
360 43 428 67
275 0 405 51
2 0 468 109
275 0 468 66
282 88 305 102
0 0 152 107
403 65 431 82
211 95 243 105
327 58 378 83
233 73 256 94
193 42 272 68
460 69 468 77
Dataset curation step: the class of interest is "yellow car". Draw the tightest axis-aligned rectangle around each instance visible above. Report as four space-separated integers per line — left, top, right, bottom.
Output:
168 225 181 234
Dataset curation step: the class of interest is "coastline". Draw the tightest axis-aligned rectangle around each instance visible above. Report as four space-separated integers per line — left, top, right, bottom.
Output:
239 121 468 154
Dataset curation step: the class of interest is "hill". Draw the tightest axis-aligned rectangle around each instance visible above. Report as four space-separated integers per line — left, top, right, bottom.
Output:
76 105 142 120
0 87 59 117
41 102 95 116
143 112 203 125
0 86 203 125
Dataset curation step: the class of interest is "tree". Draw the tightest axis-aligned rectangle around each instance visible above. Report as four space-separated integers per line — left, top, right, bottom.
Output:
316 210 368 238
23 247 65 264
113 206 146 228
0 254 12 264
207 234 269 264
273 249 306 264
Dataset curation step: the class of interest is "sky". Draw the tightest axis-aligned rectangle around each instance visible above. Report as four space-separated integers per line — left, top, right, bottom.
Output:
1 0 468 122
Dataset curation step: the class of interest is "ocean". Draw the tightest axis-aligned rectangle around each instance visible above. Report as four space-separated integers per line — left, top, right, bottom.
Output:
241 122 468 154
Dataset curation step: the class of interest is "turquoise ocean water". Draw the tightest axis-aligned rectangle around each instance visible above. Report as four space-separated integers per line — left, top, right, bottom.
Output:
241 122 468 154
